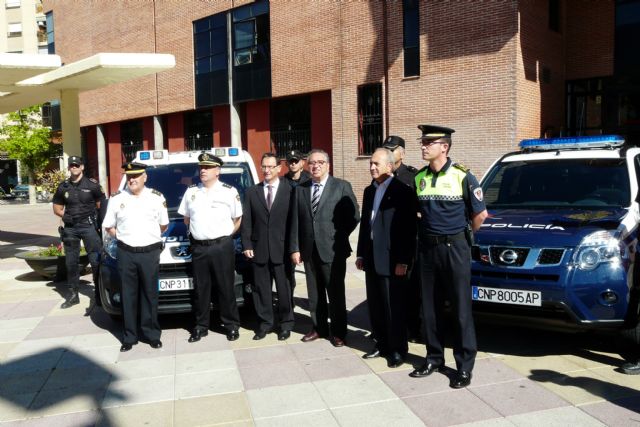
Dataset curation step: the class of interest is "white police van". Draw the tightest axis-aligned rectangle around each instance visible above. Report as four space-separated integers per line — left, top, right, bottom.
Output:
98 148 259 317
472 135 640 345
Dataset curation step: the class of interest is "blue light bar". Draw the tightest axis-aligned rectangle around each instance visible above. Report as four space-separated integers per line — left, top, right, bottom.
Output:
519 135 625 150
228 148 239 156
139 152 151 160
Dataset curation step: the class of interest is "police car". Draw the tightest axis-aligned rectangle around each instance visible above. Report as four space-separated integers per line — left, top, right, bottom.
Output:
472 135 640 345
98 148 259 317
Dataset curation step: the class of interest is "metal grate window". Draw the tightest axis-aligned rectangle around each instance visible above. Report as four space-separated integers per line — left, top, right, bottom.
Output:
358 83 383 156
184 110 213 151
121 120 143 163
270 96 311 158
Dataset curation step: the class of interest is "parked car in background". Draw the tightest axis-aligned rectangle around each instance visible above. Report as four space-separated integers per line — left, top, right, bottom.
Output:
0 187 13 199
10 184 29 199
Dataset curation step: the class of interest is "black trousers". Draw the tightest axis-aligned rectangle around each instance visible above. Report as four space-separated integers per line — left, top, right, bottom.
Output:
365 268 408 356
285 260 297 306
419 238 477 372
304 245 347 339
405 242 422 338
251 261 294 332
117 246 162 344
62 222 101 300
191 236 239 332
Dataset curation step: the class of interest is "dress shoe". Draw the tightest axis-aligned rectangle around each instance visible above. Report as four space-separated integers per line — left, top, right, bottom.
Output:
226 329 240 341
278 330 291 341
60 291 80 309
150 340 163 349
188 329 208 343
331 336 345 347
120 342 136 352
387 352 404 368
362 348 381 359
253 330 267 340
451 371 472 388
301 330 319 342
409 362 443 378
621 359 640 375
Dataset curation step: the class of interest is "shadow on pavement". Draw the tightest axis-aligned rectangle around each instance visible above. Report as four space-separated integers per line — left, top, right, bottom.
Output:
0 348 126 425
0 230 58 260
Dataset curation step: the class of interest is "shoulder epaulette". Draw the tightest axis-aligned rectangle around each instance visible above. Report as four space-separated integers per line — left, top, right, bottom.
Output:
453 163 469 173
89 178 98 183
188 183 197 188
406 165 418 173
151 188 163 197
111 190 121 196
222 183 232 189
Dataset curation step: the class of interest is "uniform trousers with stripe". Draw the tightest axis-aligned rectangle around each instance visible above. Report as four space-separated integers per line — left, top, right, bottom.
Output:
419 237 477 372
191 236 240 332
117 247 162 345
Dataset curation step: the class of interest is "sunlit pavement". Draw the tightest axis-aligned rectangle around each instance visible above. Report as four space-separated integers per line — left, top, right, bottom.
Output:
1 203 639 426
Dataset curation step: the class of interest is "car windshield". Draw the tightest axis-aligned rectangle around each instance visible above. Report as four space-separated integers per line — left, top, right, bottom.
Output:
482 158 631 209
129 162 254 217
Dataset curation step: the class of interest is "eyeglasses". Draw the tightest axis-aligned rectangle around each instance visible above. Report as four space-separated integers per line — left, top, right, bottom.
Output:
308 160 328 167
261 165 279 170
69 164 81 168
287 159 300 164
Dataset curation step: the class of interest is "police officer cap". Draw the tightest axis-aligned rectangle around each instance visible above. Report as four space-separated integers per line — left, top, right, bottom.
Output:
286 150 304 162
417 125 455 140
68 156 83 166
381 135 405 150
198 152 223 167
122 161 147 175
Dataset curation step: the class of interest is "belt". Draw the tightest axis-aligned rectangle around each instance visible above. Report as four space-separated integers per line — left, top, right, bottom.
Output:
421 231 466 246
117 241 163 253
190 235 230 246
64 217 92 227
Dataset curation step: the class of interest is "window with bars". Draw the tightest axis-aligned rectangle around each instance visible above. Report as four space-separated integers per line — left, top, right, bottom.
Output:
184 110 213 151
121 120 143 162
358 84 383 155
270 96 311 158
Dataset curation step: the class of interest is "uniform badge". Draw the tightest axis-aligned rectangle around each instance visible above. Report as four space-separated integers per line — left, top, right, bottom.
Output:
473 188 483 201
163 200 167 208
191 194 196 201
120 203 125 209
64 191 69 199
236 194 240 201
419 178 427 192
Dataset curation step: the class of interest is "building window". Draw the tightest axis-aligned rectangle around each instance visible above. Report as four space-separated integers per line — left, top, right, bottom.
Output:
41 101 61 131
232 0 271 103
403 0 420 77
121 120 143 162
45 12 54 53
184 110 213 151
549 0 560 32
270 96 311 158
193 12 228 108
566 78 605 136
5 0 20 8
358 83 383 155
7 22 22 37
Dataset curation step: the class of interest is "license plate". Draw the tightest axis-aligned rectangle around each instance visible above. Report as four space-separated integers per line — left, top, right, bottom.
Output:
472 285 541 307
159 277 193 291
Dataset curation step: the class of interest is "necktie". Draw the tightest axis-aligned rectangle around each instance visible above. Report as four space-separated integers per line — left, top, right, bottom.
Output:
266 185 273 210
312 183 321 215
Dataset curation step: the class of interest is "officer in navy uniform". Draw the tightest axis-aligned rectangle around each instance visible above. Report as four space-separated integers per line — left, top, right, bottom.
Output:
52 156 104 309
103 162 169 352
381 135 422 343
178 153 243 342
408 125 488 389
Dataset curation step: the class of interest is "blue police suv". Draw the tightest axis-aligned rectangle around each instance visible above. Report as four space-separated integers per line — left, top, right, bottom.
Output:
472 135 640 345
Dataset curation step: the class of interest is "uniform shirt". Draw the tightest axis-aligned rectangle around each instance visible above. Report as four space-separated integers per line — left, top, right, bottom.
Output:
415 158 485 235
52 175 104 224
103 187 169 247
284 170 311 188
178 180 242 240
394 163 418 189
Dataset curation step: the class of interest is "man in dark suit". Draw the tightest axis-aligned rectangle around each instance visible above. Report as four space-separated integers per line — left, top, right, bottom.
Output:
356 148 417 367
289 149 360 347
241 153 294 341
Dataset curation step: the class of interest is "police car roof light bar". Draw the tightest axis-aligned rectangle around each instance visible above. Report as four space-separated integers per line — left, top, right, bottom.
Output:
519 135 625 151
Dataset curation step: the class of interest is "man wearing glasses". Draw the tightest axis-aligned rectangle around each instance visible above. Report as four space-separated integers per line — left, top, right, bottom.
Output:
284 150 310 188
289 149 360 347
52 156 104 310
241 153 294 340
178 153 243 343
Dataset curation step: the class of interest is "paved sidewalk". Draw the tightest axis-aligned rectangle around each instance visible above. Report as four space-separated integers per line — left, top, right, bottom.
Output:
1 203 639 426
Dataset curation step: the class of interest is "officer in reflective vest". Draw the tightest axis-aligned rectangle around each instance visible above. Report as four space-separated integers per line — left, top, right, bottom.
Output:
408 125 488 389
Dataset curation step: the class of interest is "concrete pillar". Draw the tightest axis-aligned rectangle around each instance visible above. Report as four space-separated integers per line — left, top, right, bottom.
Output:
96 125 108 196
227 13 241 148
153 115 163 150
60 89 82 165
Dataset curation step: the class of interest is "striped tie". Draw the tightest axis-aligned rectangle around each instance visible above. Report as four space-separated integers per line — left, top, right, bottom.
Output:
312 183 321 215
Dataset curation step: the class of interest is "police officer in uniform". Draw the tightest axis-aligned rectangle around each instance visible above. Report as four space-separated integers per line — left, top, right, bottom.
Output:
178 153 243 342
103 162 169 352
283 150 311 188
382 136 418 187
408 125 488 389
52 156 104 309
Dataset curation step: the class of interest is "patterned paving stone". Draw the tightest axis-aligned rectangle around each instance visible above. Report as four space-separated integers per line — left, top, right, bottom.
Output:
580 396 640 427
174 393 252 427
247 382 327 419
254 409 339 427
404 389 502 427
175 368 244 399
239 359 311 390
331 399 424 427
507 406 604 427
301 353 372 382
314 374 398 408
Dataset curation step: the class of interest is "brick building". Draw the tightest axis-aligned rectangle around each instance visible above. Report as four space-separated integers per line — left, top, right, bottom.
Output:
42 0 639 199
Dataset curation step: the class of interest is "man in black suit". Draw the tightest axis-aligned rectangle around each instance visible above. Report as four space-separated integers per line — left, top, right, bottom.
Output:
289 149 360 347
356 148 417 367
241 153 294 341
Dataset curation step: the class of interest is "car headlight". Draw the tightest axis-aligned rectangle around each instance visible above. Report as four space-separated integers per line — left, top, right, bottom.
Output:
104 235 118 259
572 230 623 271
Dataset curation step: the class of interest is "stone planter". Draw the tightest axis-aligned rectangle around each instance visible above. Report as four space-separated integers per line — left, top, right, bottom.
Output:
15 251 90 280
